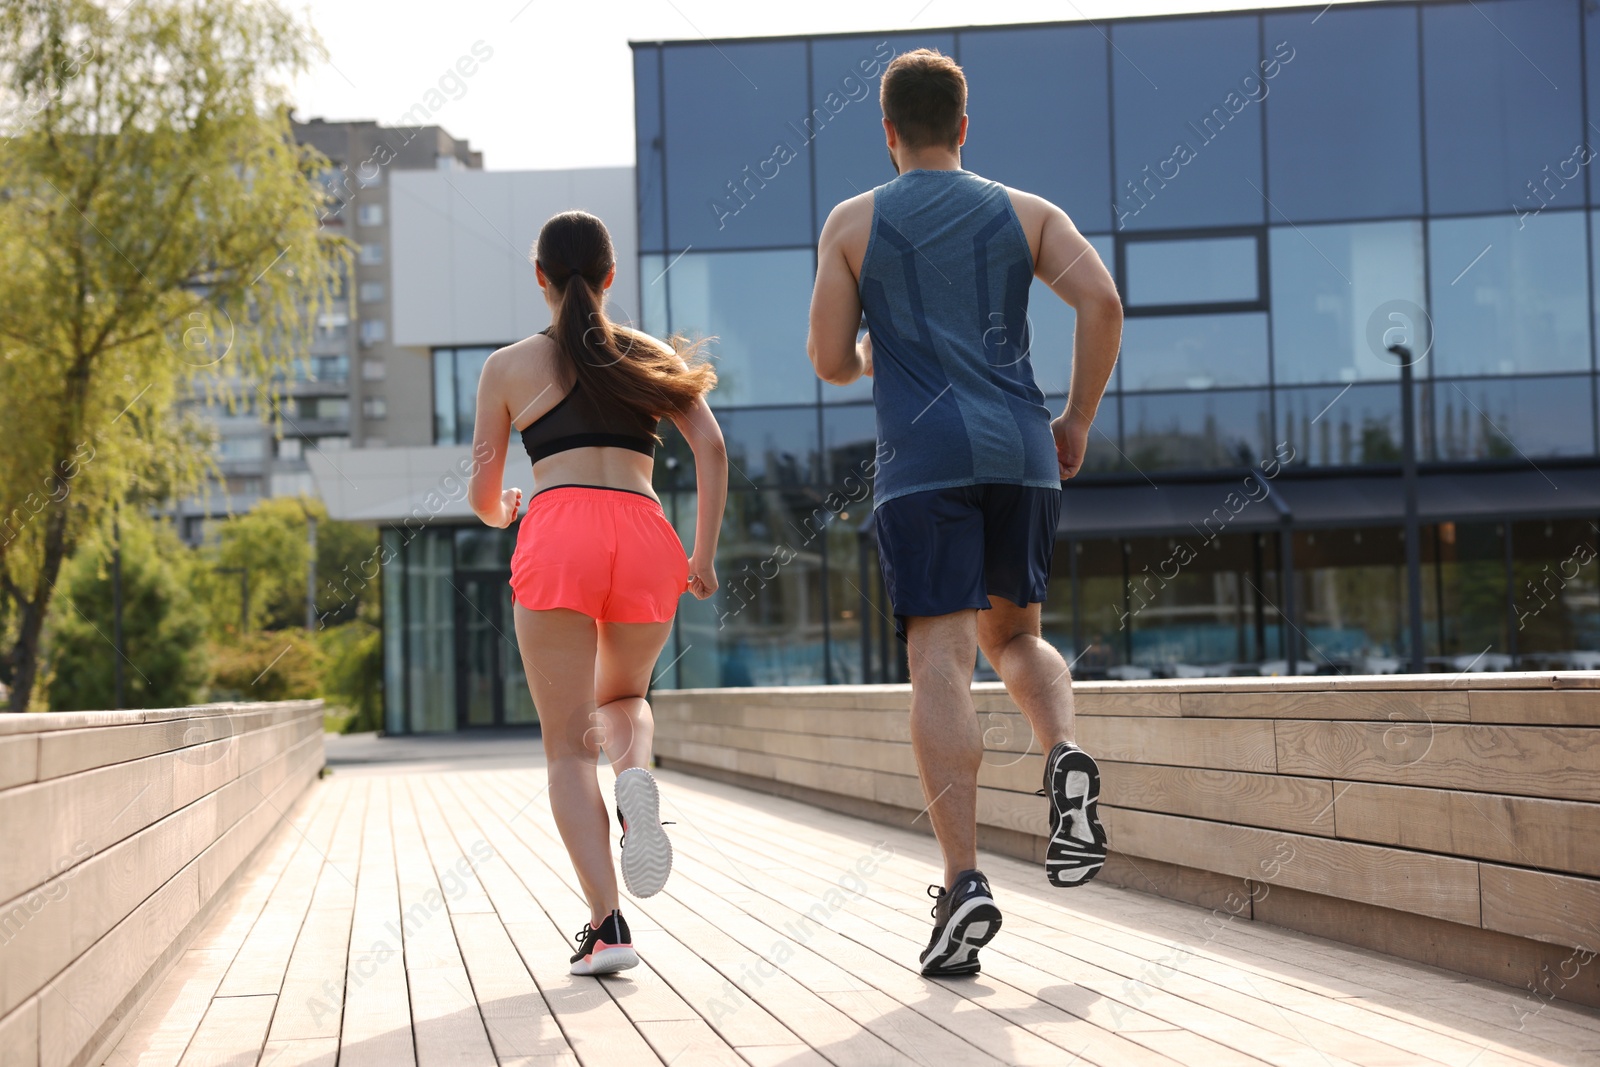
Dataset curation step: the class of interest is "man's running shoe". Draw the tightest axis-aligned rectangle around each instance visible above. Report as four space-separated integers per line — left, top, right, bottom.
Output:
570 910 638 975
919 869 1002 977
615 767 673 898
1043 741 1107 887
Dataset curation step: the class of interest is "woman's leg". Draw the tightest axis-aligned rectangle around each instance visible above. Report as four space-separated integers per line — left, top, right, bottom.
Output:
512 604 615 926
593 620 675 772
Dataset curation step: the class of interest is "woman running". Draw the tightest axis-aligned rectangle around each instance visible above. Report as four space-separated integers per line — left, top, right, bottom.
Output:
468 210 726 976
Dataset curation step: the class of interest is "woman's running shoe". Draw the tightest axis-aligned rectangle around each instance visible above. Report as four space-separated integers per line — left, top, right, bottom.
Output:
570 910 638 976
919 869 1002 977
615 767 673 898
1042 741 1107 887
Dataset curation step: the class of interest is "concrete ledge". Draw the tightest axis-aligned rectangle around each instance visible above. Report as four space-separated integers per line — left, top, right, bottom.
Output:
0 701 326 1067
654 676 1600 1009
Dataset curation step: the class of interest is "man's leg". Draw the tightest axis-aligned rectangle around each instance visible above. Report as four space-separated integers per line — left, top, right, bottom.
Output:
905 609 983 890
976 597 1073 752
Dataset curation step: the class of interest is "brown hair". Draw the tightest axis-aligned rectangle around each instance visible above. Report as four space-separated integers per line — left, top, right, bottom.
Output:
880 48 967 151
534 211 715 431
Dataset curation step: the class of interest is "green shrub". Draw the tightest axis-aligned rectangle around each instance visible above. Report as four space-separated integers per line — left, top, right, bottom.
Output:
318 620 382 733
209 629 322 702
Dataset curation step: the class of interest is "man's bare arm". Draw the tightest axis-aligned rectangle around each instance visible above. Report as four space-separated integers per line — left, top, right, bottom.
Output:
807 195 872 386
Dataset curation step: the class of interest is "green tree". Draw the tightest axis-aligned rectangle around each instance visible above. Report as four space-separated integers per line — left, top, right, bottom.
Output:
0 0 341 711
46 516 210 711
199 496 378 633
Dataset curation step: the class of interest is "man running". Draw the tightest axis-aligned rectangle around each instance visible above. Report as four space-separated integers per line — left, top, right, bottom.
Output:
806 48 1123 977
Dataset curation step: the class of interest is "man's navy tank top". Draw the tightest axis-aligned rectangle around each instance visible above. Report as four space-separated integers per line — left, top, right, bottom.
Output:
858 168 1059 506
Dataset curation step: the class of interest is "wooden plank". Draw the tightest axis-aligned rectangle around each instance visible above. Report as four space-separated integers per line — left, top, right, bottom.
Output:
1078 717 1278 773
634 1018 748 1067
1102 807 1482 926
0 998 37 1067
1334 782 1600 877
258 1038 338 1067
36 714 240 782
176 995 276 1067
449 913 577 1065
389 778 496 1067
1481 865 1600 953
1181 690 1469 722
0 735 38 791
1274 721 1600 802
1470 689 1600 725
339 779 415 1067
1101 762 1336 837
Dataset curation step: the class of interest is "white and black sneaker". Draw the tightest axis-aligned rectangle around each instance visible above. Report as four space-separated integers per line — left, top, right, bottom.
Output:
1042 741 1107 887
570 910 638 976
615 767 673 898
918 869 1002 977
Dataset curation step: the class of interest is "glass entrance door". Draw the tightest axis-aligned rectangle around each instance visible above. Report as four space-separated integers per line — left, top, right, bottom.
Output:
454 573 540 728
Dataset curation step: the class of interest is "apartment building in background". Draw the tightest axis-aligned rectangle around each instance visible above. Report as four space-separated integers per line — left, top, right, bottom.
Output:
175 118 482 543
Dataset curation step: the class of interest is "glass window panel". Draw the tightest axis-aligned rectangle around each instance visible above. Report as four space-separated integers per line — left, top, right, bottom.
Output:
1430 375 1595 461
827 512 887 684
1263 7 1423 221
433 350 456 445
1423 0 1583 216
1428 212 1589 376
500 589 538 725
1072 539 1132 676
1027 236 1116 395
1126 533 1273 674
1423 521 1510 666
1294 526 1412 670
1124 236 1259 307
1043 392 1122 477
452 346 492 445
634 45 666 253
663 41 812 250
666 250 817 407
1512 519 1600 665
959 26 1111 234
822 402 877 487
810 33 955 240
1123 388 1270 470
673 489 828 687
717 406 820 488
1276 384 1402 467
454 527 510 570
404 529 455 733
1110 15 1266 231
381 529 405 734
1120 313 1269 391
1270 221 1426 385
639 254 668 338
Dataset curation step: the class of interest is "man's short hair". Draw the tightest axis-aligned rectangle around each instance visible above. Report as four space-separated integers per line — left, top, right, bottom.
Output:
880 48 967 150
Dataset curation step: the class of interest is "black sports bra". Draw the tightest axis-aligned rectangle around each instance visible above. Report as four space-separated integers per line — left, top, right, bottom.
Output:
519 328 659 464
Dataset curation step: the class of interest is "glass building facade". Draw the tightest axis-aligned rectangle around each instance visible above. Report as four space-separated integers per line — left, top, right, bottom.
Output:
381 0 1600 731
631 0 1600 687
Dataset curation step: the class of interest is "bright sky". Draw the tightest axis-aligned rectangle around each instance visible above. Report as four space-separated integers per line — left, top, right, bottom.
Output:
288 0 1358 172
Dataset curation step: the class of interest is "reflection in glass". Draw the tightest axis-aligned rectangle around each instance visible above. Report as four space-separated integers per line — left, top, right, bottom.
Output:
453 347 491 443
382 530 405 734
960 25 1111 233
634 46 666 253
662 41 812 250
1026 236 1116 396
1424 522 1509 667
822 402 878 488
667 250 817 407
404 529 455 733
1125 534 1275 672
433 351 456 445
1263 6 1423 221
639 255 669 338
1270 221 1425 384
810 33 955 238
1512 519 1600 665
1428 212 1590 376
501 589 538 725
1120 314 1269 391
1110 15 1266 230
1294 526 1409 670
1070 539 1130 677
1422 0 1583 217
1430 376 1595 461
718 406 820 488
1123 389 1269 470
1124 236 1259 307
1277 384 1401 467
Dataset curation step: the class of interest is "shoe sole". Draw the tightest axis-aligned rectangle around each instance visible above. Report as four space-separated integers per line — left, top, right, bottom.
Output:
1046 745 1107 888
616 768 673 898
570 944 639 976
920 896 1002 977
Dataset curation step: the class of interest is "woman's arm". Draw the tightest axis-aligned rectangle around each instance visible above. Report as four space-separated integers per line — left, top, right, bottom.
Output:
669 395 727 599
467 351 523 528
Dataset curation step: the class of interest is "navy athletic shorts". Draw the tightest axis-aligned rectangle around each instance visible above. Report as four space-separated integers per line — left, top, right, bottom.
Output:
874 483 1062 641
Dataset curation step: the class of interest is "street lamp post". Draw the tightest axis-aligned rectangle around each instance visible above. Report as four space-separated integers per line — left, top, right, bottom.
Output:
1391 344 1427 674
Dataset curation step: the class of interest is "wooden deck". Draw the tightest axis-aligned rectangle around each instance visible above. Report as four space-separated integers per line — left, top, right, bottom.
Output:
105 738 1600 1067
